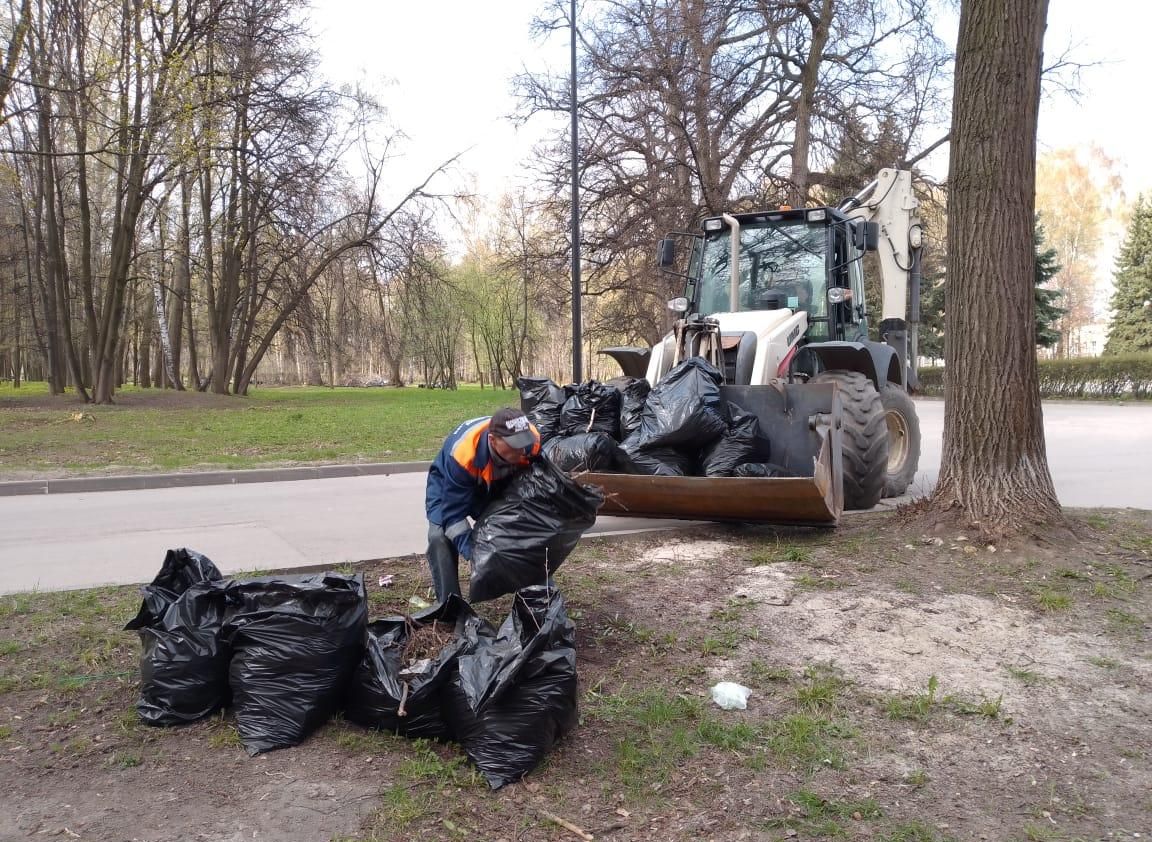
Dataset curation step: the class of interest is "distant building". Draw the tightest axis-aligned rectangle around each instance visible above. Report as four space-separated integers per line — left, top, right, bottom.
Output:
1068 322 1109 357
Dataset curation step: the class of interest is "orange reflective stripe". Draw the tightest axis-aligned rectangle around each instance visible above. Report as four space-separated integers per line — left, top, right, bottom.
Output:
449 419 489 479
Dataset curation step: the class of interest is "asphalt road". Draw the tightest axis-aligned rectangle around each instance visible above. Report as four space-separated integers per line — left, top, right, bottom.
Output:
1 399 1150 595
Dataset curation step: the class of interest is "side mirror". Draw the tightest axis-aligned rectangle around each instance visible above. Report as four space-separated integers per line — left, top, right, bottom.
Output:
852 221 880 252
657 238 676 268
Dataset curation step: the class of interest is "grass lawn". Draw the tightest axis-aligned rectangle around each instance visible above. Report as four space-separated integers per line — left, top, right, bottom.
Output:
0 383 518 478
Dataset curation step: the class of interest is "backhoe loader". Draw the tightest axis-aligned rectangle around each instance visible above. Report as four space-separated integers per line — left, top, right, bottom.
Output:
585 168 924 526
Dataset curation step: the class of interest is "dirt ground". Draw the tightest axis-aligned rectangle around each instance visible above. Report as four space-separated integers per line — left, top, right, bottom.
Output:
0 508 1148 842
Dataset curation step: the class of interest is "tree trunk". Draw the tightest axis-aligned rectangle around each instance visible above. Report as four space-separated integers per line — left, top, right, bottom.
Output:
788 0 834 207
929 0 1063 534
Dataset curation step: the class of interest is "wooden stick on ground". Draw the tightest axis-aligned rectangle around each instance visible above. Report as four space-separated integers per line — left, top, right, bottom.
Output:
397 681 410 717
538 808 594 841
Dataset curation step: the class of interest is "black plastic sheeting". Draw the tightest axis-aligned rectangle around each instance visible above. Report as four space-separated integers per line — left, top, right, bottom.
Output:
445 587 579 789
560 381 621 439
633 357 728 449
700 410 763 477
517 376 571 443
125 549 231 726
621 433 697 477
344 595 492 740
469 460 604 603
543 432 633 474
609 376 651 440
223 573 367 755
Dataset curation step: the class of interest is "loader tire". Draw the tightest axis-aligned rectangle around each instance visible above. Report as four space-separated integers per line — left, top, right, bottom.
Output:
812 370 887 510
880 385 921 499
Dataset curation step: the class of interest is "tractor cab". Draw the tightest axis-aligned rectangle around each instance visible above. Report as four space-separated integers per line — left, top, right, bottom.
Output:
662 207 878 344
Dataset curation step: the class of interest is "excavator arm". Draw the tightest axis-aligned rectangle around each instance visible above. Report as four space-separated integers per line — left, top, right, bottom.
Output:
839 168 924 389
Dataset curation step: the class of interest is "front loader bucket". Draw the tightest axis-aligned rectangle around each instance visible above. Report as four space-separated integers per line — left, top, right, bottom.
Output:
576 382 843 527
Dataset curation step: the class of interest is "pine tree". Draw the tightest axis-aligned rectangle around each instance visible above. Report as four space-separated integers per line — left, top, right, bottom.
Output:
1034 220 1065 348
917 217 1062 358
1104 196 1152 354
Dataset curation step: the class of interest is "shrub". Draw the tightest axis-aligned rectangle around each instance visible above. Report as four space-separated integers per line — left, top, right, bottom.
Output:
916 354 1152 400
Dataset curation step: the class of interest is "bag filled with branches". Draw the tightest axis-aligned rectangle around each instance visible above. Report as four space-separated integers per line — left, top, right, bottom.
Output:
344 595 494 740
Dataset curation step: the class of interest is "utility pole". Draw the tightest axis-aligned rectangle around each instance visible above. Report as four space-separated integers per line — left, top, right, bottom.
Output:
569 0 583 382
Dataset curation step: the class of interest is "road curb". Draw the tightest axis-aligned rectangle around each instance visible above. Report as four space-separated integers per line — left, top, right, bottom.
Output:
0 461 431 497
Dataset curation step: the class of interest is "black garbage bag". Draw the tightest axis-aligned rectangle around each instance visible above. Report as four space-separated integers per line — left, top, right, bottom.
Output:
223 573 367 755
126 548 223 629
128 583 232 727
469 460 604 603
125 549 231 727
733 462 797 478
620 434 697 477
561 381 621 439
445 587 579 789
609 377 651 439
700 410 762 477
635 357 727 449
543 432 632 473
344 595 494 740
518 376 570 443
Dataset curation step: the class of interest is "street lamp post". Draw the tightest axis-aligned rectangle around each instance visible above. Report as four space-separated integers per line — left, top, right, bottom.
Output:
569 0 583 383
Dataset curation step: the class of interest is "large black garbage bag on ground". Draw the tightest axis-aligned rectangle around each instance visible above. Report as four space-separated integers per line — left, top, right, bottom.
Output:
620 434 697 477
469 460 604 603
560 381 621 439
518 377 570 443
635 357 727 449
223 573 367 755
445 587 579 789
733 462 797 478
608 377 651 439
125 549 231 726
700 410 762 477
544 432 633 473
344 595 494 740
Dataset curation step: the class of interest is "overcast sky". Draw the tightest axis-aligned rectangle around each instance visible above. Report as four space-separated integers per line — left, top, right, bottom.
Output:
309 0 1150 197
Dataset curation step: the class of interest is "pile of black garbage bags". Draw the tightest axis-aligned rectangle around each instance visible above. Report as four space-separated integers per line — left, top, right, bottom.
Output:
519 356 793 479
126 548 578 788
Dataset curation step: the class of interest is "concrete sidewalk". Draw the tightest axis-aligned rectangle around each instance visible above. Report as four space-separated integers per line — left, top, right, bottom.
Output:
0 461 430 496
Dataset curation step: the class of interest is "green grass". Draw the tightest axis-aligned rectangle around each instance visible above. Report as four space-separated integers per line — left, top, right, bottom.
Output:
795 664 848 712
1005 665 1044 686
764 788 882 836
883 675 940 721
0 384 517 475
0 586 140 697
881 676 1006 722
207 722 243 749
584 683 855 796
1032 587 1073 612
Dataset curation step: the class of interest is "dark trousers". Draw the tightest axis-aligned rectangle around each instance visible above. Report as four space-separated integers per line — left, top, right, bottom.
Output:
426 523 462 602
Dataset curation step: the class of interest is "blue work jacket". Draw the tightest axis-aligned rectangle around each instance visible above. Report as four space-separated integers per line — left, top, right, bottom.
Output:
425 416 541 558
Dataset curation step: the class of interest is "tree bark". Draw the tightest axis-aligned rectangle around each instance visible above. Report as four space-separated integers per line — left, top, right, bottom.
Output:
788 0 834 207
929 0 1063 533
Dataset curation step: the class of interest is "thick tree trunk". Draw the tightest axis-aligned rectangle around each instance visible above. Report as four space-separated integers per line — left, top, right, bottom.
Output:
929 0 1063 533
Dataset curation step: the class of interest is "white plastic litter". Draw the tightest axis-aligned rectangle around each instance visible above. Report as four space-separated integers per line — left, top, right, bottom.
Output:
710 681 752 710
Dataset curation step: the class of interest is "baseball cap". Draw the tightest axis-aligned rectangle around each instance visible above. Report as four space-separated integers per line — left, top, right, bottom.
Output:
490 407 538 449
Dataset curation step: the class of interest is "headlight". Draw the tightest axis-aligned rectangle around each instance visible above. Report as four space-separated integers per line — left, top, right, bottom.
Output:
667 297 689 313
703 218 724 231
827 287 853 304
806 209 827 222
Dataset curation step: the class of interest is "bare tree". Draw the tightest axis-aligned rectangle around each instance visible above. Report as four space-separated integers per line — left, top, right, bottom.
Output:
517 0 950 353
